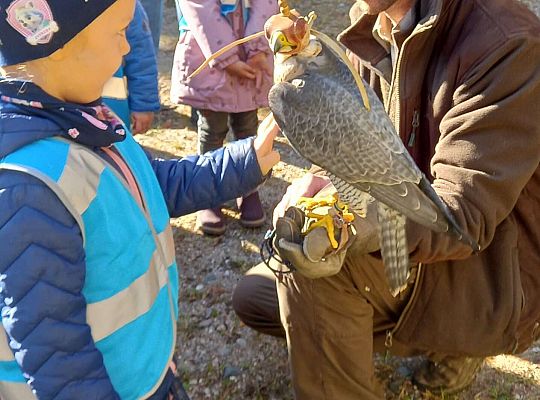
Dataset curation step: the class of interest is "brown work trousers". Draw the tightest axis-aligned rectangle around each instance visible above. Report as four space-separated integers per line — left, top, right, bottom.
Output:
232 244 419 400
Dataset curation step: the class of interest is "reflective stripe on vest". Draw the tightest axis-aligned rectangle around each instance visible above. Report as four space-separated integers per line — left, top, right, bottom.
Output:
0 135 179 399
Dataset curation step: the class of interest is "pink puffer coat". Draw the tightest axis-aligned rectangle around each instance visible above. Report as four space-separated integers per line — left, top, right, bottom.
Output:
171 0 278 113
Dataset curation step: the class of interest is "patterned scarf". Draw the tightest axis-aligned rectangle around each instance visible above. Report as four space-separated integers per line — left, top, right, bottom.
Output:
0 80 126 148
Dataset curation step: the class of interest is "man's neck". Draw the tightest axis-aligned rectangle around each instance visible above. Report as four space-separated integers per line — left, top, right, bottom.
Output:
385 0 416 24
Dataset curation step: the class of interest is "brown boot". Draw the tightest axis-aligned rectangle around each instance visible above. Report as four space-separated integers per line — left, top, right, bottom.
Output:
237 191 265 228
197 207 226 236
412 354 483 395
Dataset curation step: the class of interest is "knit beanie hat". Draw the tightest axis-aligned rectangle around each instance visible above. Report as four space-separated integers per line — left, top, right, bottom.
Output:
0 0 117 66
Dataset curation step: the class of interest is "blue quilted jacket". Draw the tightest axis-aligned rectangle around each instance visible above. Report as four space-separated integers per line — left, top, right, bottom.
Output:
104 1 160 124
125 1 159 114
0 100 263 399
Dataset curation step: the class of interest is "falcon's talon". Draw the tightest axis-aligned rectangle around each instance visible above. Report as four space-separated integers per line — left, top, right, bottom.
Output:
295 194 355 250
305 214 338 248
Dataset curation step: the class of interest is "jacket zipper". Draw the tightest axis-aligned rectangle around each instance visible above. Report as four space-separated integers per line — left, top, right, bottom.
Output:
387 23 431 142
407 110 420 147
384 34 425 348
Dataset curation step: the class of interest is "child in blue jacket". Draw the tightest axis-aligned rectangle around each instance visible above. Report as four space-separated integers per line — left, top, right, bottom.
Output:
0 0 279 398
103 0 159 134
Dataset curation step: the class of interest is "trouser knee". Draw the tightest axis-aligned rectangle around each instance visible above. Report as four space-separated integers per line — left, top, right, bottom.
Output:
232 266 285 338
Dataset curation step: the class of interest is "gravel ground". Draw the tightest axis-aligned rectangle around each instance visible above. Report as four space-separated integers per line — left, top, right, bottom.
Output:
137 1 540 398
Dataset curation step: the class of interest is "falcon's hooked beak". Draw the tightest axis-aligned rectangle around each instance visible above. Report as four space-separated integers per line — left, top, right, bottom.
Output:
269 30 297 54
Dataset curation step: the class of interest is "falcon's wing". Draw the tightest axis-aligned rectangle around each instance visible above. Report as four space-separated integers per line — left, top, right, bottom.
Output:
269 63 449 233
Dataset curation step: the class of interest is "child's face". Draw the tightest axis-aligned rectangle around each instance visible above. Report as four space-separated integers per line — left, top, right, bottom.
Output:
51 0 136 103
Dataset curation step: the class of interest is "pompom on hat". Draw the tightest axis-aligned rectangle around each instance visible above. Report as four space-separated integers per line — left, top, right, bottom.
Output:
0 0 117 66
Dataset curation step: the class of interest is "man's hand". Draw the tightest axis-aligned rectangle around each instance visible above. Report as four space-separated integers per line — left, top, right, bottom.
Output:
131 111 155 135
253 113 280 176
273 173 332 226
273 184 381 279
225 60 256 80
247 52 273 89
274 206 352 279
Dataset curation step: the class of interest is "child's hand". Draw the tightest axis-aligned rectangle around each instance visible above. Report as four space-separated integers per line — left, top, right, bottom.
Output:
253 113 280 176
247 52 273 89
131 111 155 135
225 61 256 80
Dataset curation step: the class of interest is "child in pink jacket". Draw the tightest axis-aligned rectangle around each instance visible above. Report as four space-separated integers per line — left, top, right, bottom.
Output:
171 0 277 235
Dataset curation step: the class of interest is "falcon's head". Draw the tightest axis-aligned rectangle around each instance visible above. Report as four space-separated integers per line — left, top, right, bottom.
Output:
263 0 371 108
263 9 325 84
264 10 310 56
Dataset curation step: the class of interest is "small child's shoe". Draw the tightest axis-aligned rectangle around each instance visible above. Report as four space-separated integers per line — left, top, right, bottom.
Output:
198 207 226 235
237 192 266 228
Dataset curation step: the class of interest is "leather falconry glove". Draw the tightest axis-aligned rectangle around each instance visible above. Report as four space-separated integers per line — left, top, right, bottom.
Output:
273 184 380 279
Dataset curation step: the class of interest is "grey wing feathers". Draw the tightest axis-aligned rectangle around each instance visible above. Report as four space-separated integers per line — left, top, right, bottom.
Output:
270 76 451 234
355 179 450 234
418 177 481 252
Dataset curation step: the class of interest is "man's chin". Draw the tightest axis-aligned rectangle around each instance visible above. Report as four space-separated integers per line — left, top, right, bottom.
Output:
355 0 395 15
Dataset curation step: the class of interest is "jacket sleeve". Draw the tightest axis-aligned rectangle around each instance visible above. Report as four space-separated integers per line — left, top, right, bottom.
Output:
124 0 160 113
150 138 265 217
178 0 240 69
407 36 540 263
0 171 119 400
243 0 277 58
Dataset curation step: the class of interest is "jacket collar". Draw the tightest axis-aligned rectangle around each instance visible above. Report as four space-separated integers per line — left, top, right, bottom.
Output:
337 0 447 75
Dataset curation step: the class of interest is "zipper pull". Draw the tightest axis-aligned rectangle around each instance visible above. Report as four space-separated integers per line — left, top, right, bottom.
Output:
407 110 420 147
385 330 393 349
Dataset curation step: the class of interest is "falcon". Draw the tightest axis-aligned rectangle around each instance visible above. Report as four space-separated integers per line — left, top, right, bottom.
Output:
265 3 480 295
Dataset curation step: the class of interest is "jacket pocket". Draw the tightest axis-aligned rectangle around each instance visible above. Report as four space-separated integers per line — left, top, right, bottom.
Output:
173 32 227 96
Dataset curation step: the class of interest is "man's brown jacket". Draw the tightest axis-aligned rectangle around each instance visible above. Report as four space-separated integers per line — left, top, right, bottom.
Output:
338 0 540 356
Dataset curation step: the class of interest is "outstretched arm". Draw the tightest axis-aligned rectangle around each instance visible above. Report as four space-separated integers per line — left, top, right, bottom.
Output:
151 114 280 217
407 36 540 263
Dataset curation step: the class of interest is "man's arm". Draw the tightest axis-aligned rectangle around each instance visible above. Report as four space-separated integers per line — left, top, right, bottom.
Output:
408 36 540 263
